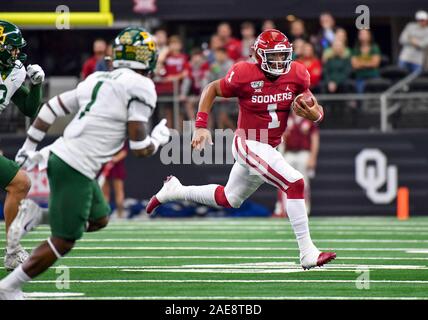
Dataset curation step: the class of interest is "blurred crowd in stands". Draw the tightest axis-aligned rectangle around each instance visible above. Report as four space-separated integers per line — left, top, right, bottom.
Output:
80 11 428 129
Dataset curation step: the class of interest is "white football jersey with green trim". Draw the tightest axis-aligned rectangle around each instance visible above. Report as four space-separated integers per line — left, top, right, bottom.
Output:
50 67 157 179
0 61 26 113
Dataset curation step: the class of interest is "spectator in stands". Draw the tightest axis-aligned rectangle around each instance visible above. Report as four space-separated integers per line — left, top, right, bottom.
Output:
216 22 242 61
313 12 337 55
262 19 276 32
289 19 308 42
351 29 381 93
240 21 256 60
155 35 190 128
292 38 306 60
205 34 224 65
207 48 235 129
297 42 322 92
323 39 352 94
154 29 170 72
102 146 128 220
80 38 107 79
181 48 210 122
275 112 320 216
398 10 428 73
322 28 351 63
95 43 113 71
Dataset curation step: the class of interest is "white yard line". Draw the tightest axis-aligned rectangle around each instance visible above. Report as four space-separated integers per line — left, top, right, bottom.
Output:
15 230 428 237
8 225 428 231
31 255 428 261
21 246 428 252
28 296 428 300
16 238 428 243
30 279 428 284
32 263 426 271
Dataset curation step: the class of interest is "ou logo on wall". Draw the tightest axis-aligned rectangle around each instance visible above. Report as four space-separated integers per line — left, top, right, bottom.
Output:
355 149 398 204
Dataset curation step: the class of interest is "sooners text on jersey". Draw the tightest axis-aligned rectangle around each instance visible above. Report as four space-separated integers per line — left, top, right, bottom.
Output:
220 60 311 147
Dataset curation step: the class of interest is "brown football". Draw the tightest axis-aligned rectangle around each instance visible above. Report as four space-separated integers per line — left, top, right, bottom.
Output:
294 90 316 108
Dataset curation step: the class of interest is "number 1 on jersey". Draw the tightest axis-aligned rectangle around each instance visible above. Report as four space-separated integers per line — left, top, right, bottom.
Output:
267 103 280 129
79 81 104 119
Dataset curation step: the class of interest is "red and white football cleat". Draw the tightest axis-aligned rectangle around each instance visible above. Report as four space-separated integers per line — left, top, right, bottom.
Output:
146 176 183 214
302 251 337 270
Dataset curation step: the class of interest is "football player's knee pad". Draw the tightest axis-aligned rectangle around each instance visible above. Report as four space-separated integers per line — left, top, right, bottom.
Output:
286 178 305 199
214 185 239 208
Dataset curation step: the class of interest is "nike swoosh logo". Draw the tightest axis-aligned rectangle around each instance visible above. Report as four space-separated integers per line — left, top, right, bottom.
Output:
23 220 32 232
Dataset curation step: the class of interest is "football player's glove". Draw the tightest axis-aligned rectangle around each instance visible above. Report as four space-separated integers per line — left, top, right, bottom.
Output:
151 119 170 147
26 64 45 85
15 148 39 171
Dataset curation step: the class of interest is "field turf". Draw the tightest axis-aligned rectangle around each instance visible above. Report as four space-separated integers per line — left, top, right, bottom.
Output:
1 217 428 300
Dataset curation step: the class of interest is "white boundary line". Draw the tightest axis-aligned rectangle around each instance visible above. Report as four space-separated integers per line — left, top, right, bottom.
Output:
16 238 428 243
29 296 428 300
0 256 428 261
3 255 426 260
21 246 428 251
30 279 428 284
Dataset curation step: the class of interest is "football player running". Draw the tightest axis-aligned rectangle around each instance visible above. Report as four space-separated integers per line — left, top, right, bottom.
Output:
147 29 336 269
0 27 170 299
0 20 45 271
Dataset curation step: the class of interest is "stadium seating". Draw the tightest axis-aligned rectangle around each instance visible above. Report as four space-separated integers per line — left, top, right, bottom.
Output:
379 65 409 83
363 77 393 93
409 77 428 92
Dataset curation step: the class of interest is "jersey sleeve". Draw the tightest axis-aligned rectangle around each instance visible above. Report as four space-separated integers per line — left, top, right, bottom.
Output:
127 75 157 123
295 62 311 94
219 62 242 98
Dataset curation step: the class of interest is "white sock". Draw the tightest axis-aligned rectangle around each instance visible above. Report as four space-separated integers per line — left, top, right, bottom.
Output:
182 184 220 207
6 244 19 255
286 199 318 257
0 265 31 290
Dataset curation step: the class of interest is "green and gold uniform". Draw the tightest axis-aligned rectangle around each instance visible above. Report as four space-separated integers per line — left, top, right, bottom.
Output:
0 21 42 190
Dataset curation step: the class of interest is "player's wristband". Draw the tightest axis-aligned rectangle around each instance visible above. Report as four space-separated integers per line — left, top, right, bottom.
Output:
195 112 209 128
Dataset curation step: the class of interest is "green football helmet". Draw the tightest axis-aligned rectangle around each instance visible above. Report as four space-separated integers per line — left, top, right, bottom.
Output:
0 20 27 69
112 27 158 72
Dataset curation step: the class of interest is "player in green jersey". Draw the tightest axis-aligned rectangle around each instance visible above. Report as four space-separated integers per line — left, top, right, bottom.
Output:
0 20 45 271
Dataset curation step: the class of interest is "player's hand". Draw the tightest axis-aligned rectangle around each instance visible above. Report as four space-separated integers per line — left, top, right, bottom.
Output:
151 119 170 146
191 128 213 151
26 64 45 85
15 148 38 171
293 98 322 122
15 148 29 168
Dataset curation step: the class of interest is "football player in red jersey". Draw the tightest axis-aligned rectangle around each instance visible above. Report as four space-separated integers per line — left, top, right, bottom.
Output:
147 29 336 269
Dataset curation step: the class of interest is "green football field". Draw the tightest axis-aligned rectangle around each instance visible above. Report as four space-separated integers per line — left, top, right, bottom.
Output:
1 216 428 300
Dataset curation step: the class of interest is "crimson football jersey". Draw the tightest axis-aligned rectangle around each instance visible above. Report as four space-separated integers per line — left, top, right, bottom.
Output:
219 61 311 147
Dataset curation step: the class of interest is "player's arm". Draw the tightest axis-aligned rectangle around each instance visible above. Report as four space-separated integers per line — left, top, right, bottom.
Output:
15 89 79 166
191 79 224 151
293 66 324 123
11 64 45 118
127 105 170 158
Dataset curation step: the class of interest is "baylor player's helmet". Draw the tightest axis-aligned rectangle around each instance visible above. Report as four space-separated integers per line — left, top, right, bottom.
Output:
0 20 27 69
112 27 158 72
